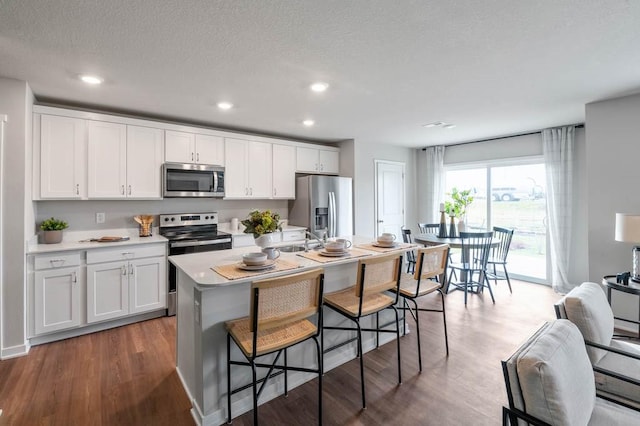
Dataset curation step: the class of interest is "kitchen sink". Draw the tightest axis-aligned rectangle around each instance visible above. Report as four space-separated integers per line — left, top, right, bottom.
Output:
279 244 307 253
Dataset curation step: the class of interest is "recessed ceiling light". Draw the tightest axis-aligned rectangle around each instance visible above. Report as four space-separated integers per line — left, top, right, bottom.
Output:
79 75 103 85
217 102 233 110
303 119 315 126
442 124 457 129
310 82 329 92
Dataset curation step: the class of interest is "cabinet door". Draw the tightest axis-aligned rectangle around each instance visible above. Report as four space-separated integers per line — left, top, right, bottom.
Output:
126 126 164 199
87 262 129 323
296 146 319 172
129 257 166 314
40 115 86 199
34 266 81 334
224 138 249 198
165 130 195 163
87 121 127 198
195 134 224 165
319 149 339 174
272 144 295 199
248 141 272 198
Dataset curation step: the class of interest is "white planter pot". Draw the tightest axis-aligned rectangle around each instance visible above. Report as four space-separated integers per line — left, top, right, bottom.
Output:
255 233 278 248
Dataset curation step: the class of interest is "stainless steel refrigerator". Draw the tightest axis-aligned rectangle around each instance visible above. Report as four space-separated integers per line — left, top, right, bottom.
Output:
288 175 353 238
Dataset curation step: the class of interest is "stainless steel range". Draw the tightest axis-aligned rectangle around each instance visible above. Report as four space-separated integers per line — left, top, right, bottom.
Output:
160 212 232 316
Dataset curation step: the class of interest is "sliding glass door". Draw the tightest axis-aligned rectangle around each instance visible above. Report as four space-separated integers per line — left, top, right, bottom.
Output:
445 160 548 283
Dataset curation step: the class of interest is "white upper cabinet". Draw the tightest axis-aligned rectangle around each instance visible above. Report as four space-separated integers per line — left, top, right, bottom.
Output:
126 126 164 198
88 122 163 199
296 145 339 174
272 144 296 199
40 115 86 199
165 130 224 165
87 121 127 198
224 137 272 198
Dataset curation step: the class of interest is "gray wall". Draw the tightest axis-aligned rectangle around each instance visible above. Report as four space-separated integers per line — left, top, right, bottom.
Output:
0 77 34 356
586 92 640 328
353 141 417 238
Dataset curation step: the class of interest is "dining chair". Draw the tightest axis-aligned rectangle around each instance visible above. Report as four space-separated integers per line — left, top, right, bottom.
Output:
554 282 640 407
418 223 439 234
226 268 325 425
502 320 640 426
322 252 403 409
393 244 450 371
401 227 416 274
484 226 514 293
447 231 494 305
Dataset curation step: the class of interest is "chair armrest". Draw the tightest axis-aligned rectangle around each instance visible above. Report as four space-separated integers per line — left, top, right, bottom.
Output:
585 339 640 361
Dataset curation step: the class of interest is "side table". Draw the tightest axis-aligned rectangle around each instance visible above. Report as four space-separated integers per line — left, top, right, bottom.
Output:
601 275 640 339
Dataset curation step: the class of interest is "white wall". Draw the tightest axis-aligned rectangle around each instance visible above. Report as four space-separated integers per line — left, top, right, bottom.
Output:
586 92 640 331
0 77 33 357
353 141 417 238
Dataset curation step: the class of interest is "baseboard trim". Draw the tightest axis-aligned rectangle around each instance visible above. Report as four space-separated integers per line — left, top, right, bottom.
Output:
1 341 30 359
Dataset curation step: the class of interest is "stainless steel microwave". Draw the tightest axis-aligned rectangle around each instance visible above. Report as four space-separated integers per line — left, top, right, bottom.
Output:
163 163 225 197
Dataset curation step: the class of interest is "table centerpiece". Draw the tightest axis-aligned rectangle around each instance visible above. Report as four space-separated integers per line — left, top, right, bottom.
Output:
241 209 282 248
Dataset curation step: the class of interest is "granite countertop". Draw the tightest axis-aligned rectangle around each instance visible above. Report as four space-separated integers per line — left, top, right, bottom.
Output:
27 228 168 254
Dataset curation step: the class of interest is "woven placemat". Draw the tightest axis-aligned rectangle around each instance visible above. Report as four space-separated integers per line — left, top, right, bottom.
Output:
354 242 418 253
296 248 373 263
212 259 301 280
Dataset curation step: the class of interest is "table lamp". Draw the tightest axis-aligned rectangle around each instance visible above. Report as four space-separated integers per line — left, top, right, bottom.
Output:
614 213 640 282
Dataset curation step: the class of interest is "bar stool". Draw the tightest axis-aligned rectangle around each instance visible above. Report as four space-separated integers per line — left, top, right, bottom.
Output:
226 268 324 425
392 244 450 371
322 252 403 409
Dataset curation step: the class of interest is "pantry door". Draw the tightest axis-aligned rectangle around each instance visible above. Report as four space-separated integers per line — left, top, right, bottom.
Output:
375 160 405 238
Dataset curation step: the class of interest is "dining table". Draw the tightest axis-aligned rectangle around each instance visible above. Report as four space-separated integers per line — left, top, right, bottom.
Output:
413 233 499 292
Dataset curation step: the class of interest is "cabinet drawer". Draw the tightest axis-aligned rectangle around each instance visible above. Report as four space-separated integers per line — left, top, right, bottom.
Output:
34 252 82 270
282 230 305 242
87 244 166 264
233 234 256 248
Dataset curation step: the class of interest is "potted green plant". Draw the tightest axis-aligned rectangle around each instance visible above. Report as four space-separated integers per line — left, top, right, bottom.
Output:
445 188 474 232
241 210 282 248
40 217 69 244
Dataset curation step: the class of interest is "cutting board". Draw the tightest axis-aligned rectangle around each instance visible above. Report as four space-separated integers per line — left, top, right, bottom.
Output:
80 236 130 243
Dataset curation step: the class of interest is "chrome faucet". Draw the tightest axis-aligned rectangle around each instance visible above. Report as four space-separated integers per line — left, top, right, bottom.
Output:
305 230 326 251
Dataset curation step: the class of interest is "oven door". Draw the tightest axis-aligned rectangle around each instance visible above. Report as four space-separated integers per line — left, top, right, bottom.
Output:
167 238 232 316
163 163 224 197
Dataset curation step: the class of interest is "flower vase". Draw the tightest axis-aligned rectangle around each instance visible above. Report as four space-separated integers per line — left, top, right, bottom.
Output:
458 217 466 233
255 233 278 248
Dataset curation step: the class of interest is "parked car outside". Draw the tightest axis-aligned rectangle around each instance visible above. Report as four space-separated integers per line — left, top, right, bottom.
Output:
491 187 531 201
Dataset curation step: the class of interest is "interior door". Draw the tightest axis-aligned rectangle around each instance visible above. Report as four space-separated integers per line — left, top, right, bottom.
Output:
375 161 405 239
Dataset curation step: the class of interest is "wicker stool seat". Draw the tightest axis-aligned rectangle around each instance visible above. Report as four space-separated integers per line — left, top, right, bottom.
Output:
324 289 394 317
226 318 317 358
226 268 324 425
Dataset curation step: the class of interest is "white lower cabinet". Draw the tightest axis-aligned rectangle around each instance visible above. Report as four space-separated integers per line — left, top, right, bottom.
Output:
86 245 166 324
34 265 82 335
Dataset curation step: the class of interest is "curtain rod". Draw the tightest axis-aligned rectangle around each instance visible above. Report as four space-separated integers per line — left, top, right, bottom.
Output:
420 123 584 151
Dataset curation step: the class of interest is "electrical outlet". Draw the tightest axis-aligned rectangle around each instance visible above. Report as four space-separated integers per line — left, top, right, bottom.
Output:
96 212 105 224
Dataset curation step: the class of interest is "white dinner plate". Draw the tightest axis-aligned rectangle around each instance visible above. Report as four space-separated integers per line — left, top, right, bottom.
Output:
373 242 398 248
319 250 350 257
237 260 276 271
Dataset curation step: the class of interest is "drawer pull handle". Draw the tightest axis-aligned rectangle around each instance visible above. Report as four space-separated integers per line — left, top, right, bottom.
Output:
72 271 77 283
49 259 66 267
129 264 134 275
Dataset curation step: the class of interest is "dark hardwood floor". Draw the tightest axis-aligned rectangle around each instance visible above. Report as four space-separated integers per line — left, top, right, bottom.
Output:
0 280 561 425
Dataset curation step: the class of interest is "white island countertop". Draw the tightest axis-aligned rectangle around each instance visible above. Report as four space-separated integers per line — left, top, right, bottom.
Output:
169 235 409 287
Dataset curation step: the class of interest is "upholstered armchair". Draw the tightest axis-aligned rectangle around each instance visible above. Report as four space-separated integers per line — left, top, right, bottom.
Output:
502 320 640 425
554 282 640 408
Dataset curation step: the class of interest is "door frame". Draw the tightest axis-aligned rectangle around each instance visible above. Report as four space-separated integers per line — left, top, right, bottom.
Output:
373 160 406 237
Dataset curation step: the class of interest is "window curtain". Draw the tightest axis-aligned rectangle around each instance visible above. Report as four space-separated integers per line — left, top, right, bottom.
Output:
542 126 575 293
424 146 445 223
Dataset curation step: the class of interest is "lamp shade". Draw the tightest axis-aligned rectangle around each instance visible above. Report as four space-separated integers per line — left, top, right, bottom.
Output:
615 213 640 242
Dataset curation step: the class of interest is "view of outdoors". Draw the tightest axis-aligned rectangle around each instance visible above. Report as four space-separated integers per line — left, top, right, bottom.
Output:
444 163 547 281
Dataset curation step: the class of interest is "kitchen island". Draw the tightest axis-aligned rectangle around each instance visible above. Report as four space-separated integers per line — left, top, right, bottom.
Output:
170 236 414 426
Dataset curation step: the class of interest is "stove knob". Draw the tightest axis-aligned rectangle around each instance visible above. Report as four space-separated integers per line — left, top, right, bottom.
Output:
171 217 175 221
205 216 209 220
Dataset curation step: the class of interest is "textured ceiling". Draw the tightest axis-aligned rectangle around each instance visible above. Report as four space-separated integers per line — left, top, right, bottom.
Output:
1 0 639 147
